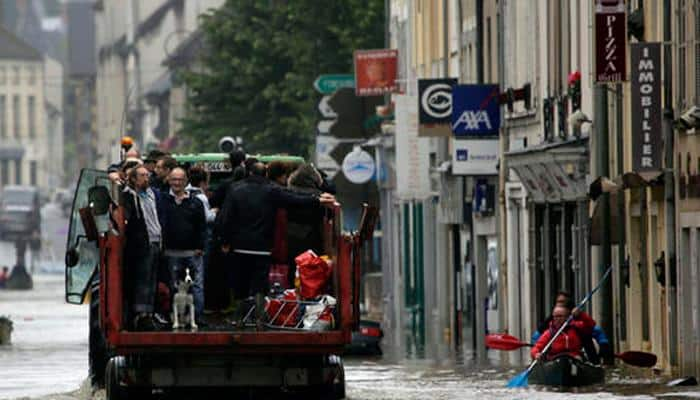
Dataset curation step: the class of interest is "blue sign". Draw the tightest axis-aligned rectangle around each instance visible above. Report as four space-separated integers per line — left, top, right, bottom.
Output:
451 84 501 136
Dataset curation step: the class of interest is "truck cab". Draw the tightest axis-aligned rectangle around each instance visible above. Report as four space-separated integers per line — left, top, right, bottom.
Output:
64 158 374 399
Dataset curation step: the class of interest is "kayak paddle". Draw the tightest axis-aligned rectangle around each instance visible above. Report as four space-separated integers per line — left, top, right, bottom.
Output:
485 333 532 350
487 332 656 368
616 351 657 368
506 265 613 388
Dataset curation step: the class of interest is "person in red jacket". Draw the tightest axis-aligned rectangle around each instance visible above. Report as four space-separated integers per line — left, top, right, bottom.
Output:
530 304 596 360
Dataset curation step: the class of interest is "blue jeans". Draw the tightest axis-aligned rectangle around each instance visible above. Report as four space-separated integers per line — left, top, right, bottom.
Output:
165 255 204 317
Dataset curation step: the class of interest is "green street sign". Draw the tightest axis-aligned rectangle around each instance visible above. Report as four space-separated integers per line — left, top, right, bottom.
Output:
313 74 355 94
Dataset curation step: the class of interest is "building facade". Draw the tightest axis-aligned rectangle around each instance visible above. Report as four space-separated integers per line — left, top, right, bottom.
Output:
94 0 223 163
0 26 49 191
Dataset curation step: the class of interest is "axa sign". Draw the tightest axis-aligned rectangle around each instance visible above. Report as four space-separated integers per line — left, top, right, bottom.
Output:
451 84 501 137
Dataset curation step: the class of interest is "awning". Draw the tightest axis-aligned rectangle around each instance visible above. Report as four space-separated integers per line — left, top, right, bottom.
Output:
144 71 172 101
0 147 24 160
505 137 589 203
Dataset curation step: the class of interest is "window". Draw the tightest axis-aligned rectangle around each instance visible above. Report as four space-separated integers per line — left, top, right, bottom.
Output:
0 160 7 186
26 66 35 85
27 96 35 138
12 66 19 85
678 0 688 110
0 95 5 138
14 159 21 185
12 95 20 138
30 161 37 185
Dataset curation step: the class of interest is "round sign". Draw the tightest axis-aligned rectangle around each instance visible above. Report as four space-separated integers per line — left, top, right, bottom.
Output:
342 148 375 184
421 83 453 119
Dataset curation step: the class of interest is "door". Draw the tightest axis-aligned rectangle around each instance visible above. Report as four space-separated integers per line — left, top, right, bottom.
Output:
64 169 110 304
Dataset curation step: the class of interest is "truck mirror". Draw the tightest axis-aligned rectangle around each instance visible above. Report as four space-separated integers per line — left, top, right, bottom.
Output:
88 186 111 216
65 247 79 268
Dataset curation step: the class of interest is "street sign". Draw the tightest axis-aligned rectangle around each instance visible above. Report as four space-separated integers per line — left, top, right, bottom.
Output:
451 84 501 137
313 74 355 94
316 120 335 134
318 96 337 118
342 147 375 184
452 139 499 175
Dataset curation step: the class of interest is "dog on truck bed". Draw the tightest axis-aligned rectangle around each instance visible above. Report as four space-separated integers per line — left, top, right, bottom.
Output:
172 268 198 331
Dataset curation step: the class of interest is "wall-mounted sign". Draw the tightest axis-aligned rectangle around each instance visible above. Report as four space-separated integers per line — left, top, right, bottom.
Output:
313 74 355 94
451 84 501 137
342 146 375 184
595 0 626 83
418 78 457 137
631 42 661 171
452 139 499 175
353 49 398 97
395 95 431 199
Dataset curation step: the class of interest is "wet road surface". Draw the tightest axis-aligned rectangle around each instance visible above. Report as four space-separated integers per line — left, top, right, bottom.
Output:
2 206 700 399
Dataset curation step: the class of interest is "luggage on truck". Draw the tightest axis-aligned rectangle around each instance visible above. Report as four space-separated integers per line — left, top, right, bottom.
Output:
294 250 332 299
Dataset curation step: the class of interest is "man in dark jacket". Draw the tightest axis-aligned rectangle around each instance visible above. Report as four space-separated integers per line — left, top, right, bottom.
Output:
121 165 162 331
218 162 336 304
159 167 207 324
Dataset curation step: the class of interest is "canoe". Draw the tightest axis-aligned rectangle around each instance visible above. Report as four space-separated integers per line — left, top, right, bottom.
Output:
529 355 605 387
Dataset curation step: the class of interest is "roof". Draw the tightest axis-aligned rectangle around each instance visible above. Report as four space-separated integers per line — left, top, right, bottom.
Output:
0 25 42 61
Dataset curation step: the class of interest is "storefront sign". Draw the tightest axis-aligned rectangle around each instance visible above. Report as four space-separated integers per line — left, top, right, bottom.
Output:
353 49 398 97
418 78 457 137
631 42 661 171
395 95 431 199
595 0 626 83
452 139 499 175
451 84 501 137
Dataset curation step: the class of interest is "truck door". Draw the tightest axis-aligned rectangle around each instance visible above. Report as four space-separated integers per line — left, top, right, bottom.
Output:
64 169 110 304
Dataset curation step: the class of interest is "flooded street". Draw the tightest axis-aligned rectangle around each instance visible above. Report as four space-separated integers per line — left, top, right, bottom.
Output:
1 206 699 400
2 271 700 399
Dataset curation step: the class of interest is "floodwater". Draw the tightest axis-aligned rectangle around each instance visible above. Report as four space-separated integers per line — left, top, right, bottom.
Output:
2 275 700 400
2 204 700 399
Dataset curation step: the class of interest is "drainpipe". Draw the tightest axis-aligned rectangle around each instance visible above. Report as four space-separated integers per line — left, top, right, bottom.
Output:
662 0 677 367
594 83 613 349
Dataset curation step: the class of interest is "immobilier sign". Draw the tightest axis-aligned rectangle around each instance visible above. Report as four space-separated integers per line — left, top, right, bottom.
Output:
631 42 661 172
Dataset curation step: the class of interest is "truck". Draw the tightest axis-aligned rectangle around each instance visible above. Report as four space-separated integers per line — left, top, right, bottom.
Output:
64 155 375 399
0 185 41 241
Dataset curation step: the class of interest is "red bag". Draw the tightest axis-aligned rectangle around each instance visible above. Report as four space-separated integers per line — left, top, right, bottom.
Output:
268 264 290 289
294 250 332 299
265 289 299 327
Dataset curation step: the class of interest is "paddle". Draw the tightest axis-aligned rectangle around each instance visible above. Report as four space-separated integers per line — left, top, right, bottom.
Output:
486 333 532 350
487 333 656 368
506 265 613 388
616 351 657 368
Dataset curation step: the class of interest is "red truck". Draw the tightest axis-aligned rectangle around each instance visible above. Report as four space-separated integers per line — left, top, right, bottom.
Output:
64 168 375 399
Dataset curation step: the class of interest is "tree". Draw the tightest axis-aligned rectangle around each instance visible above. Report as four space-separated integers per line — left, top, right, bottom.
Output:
178 0 385 158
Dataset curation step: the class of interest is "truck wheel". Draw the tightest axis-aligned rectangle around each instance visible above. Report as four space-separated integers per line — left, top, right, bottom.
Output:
105 357 125 400
89 281 110 388
325 355 346 400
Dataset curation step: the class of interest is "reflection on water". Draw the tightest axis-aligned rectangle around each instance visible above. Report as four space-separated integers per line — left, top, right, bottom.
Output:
0 275 88 400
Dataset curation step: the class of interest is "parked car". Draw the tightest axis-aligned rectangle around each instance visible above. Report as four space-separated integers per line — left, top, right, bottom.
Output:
0 185 41 241
345 319 383 355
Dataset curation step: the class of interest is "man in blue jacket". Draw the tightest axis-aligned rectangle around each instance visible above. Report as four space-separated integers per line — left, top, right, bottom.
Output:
159 167 206 326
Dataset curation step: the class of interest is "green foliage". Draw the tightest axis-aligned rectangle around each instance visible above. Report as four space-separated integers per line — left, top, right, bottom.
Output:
178 0 385 157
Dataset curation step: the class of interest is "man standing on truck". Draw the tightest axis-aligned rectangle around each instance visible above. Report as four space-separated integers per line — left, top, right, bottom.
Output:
121 166 163 331
160 167 207 327
218 162 336 325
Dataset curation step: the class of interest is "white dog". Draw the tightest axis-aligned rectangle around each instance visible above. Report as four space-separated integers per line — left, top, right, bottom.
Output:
172 268 198 331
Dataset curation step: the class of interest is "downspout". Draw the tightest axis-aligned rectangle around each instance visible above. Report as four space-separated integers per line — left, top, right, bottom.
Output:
662 0 678 368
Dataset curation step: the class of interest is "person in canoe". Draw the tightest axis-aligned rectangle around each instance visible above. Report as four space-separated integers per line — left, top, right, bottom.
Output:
531 302 596 361
531 291 612 364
